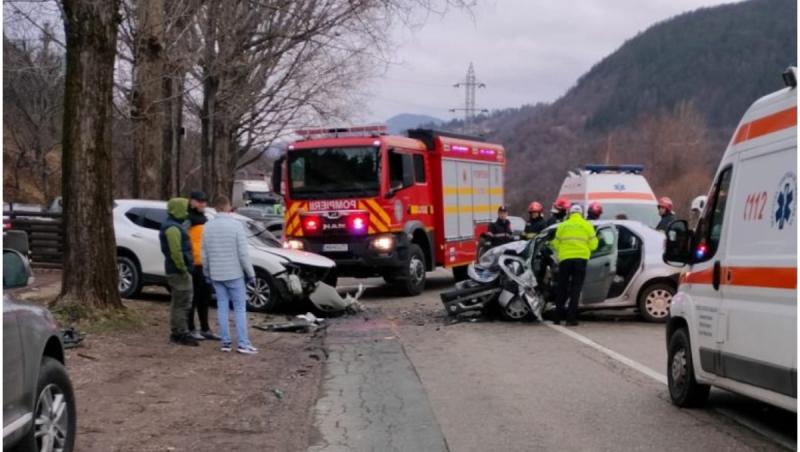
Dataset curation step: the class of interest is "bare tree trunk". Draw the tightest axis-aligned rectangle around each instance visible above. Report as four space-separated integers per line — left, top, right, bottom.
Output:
174 72 185 195
58 0 123 309
161 73 173 197
200 71 218 196
131 0 165 199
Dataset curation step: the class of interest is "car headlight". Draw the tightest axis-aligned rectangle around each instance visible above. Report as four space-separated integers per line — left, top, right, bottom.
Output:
284 239 304 250
371 235 395 252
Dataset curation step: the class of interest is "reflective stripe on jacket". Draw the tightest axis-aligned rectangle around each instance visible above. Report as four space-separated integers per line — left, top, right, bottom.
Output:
551 213 598 261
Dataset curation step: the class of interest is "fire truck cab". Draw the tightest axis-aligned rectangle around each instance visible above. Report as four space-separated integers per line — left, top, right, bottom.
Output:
272 126 506 295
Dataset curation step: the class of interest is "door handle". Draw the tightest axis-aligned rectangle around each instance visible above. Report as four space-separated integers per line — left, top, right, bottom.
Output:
603 262 610 267
132 233 144 239
712 261 721 291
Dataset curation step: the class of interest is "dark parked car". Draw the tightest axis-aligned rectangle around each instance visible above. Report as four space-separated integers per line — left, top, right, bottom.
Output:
3 249 77 452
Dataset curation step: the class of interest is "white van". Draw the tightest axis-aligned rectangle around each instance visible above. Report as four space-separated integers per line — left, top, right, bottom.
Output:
663 67 797 412
556 165 660 227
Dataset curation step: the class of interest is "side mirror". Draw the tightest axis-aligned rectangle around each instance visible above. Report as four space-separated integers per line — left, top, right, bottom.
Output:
663 220 691 267
271 156 285 196
3 249 32 289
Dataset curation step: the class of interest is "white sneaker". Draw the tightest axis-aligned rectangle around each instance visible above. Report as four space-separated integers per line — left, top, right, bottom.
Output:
237 345 258 355
189 331 205 341
220 343 232 352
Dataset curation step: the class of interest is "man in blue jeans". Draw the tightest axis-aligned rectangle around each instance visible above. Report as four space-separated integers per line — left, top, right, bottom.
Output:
201 195 258 354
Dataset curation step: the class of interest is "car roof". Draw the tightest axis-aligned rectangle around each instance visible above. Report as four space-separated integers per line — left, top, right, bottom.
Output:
114 199 167 209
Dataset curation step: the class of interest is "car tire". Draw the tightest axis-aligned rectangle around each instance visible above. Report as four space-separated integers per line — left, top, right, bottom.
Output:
667 328 710 408
452 265 469 282
397 244 426 296
117 255 142 298
500 296 532 321
246 270 280 312
323 269 338 288
637 282 674 323
17 357 77 452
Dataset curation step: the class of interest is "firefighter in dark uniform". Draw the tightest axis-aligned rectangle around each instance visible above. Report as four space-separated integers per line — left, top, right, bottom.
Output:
546 197 570 227
656 197 676 231
587 202 603 220
522 201 547 239
487 205 513 248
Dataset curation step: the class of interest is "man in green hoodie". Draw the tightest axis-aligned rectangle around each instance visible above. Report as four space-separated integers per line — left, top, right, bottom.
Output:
159 198 199 346
550 204 598 326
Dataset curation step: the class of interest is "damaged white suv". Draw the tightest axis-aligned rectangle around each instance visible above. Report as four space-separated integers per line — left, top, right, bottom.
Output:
113 199 337 312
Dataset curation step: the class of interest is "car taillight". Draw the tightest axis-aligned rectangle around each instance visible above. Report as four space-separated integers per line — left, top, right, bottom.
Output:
348 213 368 234
302 215 321 234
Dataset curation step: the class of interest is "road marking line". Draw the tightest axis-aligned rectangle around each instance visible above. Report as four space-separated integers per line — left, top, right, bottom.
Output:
546 323 668 385
547 323 797 451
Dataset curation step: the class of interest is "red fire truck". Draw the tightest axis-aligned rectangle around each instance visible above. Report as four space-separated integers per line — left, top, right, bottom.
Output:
271 126 506 295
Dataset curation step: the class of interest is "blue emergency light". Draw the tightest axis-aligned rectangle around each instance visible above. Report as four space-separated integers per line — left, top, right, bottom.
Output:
584 164 644 174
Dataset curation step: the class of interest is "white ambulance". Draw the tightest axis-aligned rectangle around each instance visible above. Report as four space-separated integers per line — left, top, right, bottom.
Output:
556 165 660 227
663 67 797 412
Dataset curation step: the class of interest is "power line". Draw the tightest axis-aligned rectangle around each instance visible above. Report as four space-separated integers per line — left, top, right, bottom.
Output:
450 62 487 133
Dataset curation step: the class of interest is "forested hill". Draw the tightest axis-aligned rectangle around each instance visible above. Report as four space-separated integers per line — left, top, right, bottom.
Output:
460 0 797 214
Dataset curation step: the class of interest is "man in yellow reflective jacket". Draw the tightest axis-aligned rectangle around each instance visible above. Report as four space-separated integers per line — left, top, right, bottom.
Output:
550 204 598 326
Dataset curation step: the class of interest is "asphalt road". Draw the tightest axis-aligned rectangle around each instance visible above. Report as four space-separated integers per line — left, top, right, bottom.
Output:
309 270 796 452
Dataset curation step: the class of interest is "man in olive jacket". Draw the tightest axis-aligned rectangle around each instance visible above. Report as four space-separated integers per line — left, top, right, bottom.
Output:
550 204 598 326
159 198 198 346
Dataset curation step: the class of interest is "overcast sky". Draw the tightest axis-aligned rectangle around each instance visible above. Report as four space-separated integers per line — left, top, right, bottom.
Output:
360 0 739 123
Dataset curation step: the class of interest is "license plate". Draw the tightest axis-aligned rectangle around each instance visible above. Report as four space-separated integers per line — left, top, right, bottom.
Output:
323 243 348 252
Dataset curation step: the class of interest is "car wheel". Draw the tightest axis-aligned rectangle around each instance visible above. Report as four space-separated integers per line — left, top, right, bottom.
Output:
668 328 710 407
17 357 77 452
638 282 674 323
500 296 532 321
397 244 426 296
323 269 338 288
452 265 469 282
246 270 280 312
117 255 141 298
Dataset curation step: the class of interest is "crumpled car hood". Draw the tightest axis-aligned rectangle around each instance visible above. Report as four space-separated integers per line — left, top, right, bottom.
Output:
252 244 335 269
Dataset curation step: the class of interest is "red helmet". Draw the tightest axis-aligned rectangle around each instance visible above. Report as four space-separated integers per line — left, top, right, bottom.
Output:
588 202 603 217
553 197 570 212
528 201 543 213
658 196 673 211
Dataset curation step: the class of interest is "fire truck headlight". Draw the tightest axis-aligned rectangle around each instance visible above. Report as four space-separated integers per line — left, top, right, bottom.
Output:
371 235 395 252
284 239 304 250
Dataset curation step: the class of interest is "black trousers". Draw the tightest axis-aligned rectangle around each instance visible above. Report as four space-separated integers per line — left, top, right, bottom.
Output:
555 258 587 322
188 265 212 332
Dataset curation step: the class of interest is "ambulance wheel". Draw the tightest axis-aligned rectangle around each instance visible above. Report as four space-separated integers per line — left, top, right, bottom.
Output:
452 265 469 282
398 244 426 296
668 328 710 408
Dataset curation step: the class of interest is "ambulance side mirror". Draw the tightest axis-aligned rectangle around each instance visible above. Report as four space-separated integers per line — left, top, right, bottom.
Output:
663 220 691 267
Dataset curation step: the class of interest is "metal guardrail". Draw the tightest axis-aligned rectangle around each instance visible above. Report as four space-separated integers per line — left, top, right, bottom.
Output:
3 210 63 268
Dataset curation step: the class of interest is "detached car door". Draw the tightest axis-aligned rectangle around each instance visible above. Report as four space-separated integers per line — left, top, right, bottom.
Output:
580 225 618 305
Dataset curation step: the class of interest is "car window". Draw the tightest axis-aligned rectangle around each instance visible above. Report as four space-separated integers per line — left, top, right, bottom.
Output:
413 154 426 184
616 226 640 251
141 208 168 230
694 166 732 262
592 227 616 257
125 207 146 225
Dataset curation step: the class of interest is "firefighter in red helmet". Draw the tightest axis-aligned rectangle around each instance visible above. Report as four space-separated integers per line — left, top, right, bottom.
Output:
587 202 603 221
522 201 547 239
546 197 570 227
656 196 676 231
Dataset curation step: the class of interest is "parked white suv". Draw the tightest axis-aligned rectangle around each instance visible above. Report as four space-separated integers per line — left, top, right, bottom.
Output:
113 199 337 312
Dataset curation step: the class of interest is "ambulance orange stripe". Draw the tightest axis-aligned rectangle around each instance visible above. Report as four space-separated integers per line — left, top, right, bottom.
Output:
681 266 796 289
560 192 656 201
589 192 656 201
733 106 797 144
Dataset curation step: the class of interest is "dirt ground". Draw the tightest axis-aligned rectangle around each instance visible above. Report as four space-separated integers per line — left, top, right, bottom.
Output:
14 270 327 452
